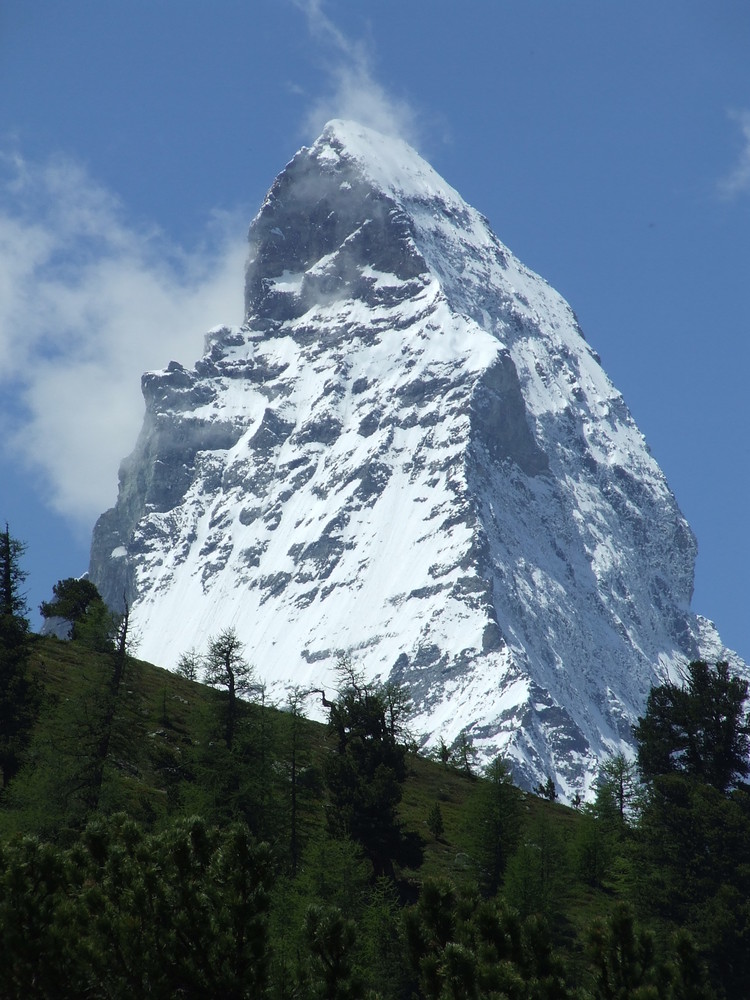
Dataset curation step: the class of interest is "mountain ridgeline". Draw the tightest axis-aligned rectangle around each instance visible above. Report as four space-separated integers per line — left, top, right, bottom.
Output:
89 120 742 798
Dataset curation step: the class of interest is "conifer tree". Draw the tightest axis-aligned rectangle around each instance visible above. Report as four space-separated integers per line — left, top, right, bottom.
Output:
324 659 410 874
39 577 103 639
0 525 38 788
633 662 750 998
451 729 478 776
405 878 576 999
204 628 257 750
303 905 364 1000
595 751 642 825
82 595 133 814
0 833 81 997
0 524 29 625
283 686 322 874
535 775 557 801
586 904 661 1000
503 811 571 922
433 735 451 767
68 814 273 997
466 756 522 894
176 646 201 681
634 660 750 793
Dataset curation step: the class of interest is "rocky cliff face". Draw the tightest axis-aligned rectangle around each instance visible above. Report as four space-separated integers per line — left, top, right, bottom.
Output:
89 120 740 797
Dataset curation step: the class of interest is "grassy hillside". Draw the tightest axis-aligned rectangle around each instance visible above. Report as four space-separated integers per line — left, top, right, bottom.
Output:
3 635 490 858
5 634 595 898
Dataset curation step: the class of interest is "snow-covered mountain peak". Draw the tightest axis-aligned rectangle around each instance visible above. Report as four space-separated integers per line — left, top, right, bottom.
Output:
89 122 744 799
313 119 466 209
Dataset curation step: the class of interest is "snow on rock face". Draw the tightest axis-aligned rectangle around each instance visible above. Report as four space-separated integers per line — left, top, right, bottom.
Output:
89 120 742 798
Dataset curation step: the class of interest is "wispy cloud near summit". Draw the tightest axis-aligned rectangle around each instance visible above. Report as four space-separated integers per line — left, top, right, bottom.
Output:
293 0 421 146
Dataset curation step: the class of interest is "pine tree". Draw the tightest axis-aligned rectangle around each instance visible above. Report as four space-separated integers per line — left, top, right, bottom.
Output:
303 905 364 1000
324 660 410 874
587 904 661 1000
67 814 273 997
404 878 577 1000
39 577 103 639
2 833 96 997
0 525 29 625
634 660 750 793
204 628 257 750
465 756 522 894
633 662 750 998
0 525 38 788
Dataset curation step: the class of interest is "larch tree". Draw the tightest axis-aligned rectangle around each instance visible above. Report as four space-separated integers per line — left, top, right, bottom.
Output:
204 628 257 750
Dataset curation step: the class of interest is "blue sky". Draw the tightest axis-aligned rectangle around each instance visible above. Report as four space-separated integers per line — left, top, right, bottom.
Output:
1 1 748 661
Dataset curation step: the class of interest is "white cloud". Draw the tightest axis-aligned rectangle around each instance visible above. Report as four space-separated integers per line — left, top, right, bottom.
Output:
718 109 750 199
0 151 247 526
293 0 421 146
0 5 420 532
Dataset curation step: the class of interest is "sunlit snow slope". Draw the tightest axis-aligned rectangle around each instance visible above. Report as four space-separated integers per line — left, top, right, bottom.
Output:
90 121 742 797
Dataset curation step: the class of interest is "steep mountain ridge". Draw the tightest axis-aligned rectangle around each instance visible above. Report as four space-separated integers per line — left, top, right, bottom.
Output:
90 121 740 797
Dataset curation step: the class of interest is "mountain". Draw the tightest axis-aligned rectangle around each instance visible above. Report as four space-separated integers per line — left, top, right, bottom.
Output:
89 120 741 798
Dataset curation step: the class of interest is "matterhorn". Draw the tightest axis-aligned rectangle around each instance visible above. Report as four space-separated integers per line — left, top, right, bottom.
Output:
89 120 740 797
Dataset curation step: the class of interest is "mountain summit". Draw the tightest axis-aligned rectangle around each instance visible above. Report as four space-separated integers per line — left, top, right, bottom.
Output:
89 121 739 797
